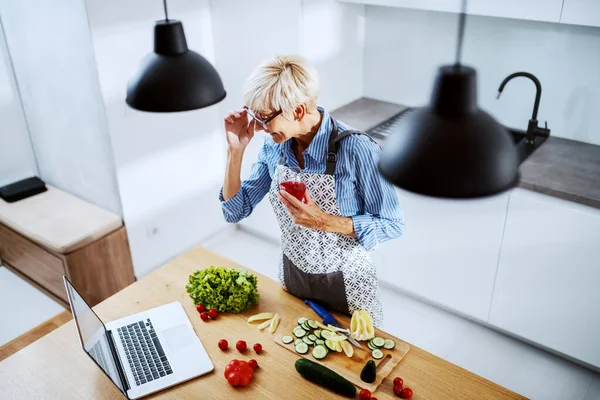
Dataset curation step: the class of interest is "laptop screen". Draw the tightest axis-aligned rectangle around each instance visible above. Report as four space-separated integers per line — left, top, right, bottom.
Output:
64 277 126 394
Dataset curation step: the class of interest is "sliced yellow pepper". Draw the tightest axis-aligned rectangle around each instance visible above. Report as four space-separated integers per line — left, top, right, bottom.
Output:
248 312 274 323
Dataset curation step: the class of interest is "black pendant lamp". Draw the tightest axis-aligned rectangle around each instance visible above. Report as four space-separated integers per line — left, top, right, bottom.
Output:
378 0 519 198
126 0 226 112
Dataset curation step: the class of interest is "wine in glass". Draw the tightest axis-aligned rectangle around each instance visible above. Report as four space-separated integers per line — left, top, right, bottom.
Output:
278 167 306 231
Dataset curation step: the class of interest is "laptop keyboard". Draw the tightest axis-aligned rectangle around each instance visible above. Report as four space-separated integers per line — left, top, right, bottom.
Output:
117 319 173 387
89 341 109 373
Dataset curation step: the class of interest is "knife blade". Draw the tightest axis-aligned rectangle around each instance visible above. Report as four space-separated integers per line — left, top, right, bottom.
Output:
304 300 363 350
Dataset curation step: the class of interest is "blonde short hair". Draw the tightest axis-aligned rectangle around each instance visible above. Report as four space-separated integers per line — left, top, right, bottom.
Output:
243 55 320 117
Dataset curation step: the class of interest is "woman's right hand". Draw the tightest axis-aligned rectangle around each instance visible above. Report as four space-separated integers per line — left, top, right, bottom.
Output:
224 109 256 153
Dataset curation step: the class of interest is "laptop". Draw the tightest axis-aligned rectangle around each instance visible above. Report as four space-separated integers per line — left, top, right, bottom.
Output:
63 277 214 399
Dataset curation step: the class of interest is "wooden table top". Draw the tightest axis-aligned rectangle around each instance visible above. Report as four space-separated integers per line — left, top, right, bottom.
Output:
0 246 526 399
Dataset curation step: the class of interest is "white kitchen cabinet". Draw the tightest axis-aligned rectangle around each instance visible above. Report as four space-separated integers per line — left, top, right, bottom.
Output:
561 0 600 27
338 0 563 23
376 188 510 321
489 189 600 368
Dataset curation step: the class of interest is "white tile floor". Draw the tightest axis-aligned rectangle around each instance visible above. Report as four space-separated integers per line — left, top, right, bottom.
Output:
0 266 65 346
201 227 600 400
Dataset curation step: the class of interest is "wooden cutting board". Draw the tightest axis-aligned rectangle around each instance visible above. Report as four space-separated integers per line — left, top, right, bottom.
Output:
274 311 410 393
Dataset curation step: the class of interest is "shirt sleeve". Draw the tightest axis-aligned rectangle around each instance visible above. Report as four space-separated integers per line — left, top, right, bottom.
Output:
350 137 405 250
219 142 274 223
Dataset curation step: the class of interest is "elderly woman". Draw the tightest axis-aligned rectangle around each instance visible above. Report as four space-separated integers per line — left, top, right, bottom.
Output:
220 55 404 326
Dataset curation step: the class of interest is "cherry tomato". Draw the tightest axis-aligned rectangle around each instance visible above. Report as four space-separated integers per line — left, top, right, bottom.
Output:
196 304 205 313
253 343 262 354
208 308 218 319
236 340 247 352
394 385 404 397
359 389 372 400
218 339 228 351
401 388 413 399
393 377 403 388
248 359 258 370
200 312 209 321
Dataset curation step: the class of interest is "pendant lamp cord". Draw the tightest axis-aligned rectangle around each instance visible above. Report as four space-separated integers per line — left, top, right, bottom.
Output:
163 0 169 21
454 0 467 66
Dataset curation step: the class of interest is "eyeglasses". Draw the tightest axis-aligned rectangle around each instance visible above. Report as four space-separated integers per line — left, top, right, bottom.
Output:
244 106 282 130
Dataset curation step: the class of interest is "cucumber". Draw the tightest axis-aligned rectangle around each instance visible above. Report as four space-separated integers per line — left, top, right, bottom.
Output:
372 337 386 348
325 340 337 352
302 321 312 331
314 330 322 339
282 335 294 344
302 336 315 345
293 327 307 338
295 339 304 346
307 320 319 330
298 317 308 325
372 349 384 359
308 334 317 342
312 344 329 360
315 339 325 345
321 330 334 340
295 359 356 398
367 341 377 350
295 342 309 354
383 339 396 350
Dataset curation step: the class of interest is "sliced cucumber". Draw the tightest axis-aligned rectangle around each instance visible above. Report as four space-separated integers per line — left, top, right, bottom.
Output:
308 334 317 342
314 330 322 339
312 344 329 360
383 339 396 350
372 349 384 359
282 335 294 344
295 342 309 354
372 337 386 348
307 320 319 330
303 336 315 345
293 327 307 338
295 339 304 346
315 339 325 345
303 321 312 331
298 317 308 325
325 340 337 352
367 341 377 350
321 330 334 340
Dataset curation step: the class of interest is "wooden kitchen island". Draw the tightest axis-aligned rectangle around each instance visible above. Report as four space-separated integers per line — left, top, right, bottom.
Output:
0 246 526 399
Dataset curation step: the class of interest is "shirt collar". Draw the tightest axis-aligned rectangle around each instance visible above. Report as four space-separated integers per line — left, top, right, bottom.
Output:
304 106 331 161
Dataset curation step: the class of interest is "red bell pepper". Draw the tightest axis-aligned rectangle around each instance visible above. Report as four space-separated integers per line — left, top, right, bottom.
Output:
224 359 254 387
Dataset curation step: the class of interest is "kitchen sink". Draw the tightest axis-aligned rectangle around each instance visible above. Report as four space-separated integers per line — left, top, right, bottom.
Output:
367 108 548 165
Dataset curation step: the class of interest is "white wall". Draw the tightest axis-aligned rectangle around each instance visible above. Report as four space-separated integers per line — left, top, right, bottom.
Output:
363 6 600 145
0 0 122 213
0 17 37 187
86 0 227 277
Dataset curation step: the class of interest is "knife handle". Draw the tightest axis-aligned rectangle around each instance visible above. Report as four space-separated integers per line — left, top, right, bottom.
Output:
305 300 337 326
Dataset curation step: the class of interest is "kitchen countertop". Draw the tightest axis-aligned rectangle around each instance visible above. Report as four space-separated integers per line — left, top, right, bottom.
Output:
331 98 600 210
0 246 525 399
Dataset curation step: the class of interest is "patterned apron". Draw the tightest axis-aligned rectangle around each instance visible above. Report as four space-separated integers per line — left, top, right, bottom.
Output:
268 118 384 327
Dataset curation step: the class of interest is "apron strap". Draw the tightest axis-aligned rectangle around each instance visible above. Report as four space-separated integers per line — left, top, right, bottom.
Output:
325 119 376 175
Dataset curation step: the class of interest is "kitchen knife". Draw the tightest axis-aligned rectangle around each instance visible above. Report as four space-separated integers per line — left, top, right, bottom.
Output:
304 300 363 350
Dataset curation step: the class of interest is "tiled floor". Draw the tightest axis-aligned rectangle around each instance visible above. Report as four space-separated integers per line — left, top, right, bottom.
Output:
202 227 600 400
0 266 65 346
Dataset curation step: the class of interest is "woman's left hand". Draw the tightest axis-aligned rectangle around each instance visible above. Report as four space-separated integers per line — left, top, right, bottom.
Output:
279 190 330 231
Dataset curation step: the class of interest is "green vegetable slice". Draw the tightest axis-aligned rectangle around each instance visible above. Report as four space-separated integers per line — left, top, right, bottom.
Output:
367 341 377 350
298 317 308 325
295 339 304 346
372 349 384 359
282 335 294 344
372 337 385 347
325 340 337 352
295 342 309 354
308 334 317 342
383 339 396 349
307 320 319 330
302 321 312 331
303 336 315 345
293 327 307 338
321 330 334 340
312 345 329 360
314 330 322 339
315 339 325 345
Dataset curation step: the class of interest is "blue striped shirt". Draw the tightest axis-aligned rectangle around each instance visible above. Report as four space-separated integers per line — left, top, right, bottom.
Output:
219 107 405 250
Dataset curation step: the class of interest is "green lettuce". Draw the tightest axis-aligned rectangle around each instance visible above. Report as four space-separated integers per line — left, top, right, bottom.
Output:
185 266 259 313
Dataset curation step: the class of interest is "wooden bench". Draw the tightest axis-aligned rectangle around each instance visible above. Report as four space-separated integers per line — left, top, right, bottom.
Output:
0 185 136 307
